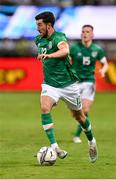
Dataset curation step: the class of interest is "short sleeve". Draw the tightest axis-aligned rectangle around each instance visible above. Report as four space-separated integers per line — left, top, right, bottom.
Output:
97 47 106 61
54 34 67 47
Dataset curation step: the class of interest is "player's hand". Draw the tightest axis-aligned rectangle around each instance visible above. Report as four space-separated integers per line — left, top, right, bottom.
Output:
99 69 105 78
37 54 51 61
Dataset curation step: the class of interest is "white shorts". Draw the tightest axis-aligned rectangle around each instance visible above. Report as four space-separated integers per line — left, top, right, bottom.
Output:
78 82 96 101
41 82 82 111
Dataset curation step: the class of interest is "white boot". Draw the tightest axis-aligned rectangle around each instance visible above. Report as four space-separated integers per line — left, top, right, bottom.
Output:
88 137 98 163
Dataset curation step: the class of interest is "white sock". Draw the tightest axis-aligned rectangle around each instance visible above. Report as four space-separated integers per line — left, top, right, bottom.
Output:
51 143 59 150
89 137 96 145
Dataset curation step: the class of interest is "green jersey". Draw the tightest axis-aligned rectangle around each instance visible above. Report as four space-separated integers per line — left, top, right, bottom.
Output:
70 42 105 82
35 31 78 87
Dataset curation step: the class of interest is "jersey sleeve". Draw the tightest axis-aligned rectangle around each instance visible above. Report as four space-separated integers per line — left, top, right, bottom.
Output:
70 44 76 57
54 34 67 47
97 47 106 61
34 35 41 47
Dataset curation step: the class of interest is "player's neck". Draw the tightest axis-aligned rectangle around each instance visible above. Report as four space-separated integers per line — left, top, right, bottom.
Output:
82 40 92 48
47 28 55 38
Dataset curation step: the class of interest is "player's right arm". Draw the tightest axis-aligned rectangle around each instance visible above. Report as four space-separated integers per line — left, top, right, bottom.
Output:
97 46 109 77
37 41 69 60
99 57 109 77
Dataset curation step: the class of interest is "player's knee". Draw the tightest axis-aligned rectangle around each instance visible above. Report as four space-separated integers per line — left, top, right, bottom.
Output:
83 106 89 114
77 113 85 123
41 104 50 113
72 110 85 123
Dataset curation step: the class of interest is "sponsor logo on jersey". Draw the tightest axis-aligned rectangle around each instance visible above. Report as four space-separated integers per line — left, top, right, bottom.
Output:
91 51 98 57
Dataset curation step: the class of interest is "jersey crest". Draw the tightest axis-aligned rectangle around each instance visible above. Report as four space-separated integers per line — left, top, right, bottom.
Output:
91 51 98 58
77 52 82 56
48 41 53 49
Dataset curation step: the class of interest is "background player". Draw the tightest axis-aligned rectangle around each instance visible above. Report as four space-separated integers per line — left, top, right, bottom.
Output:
70 24 108 143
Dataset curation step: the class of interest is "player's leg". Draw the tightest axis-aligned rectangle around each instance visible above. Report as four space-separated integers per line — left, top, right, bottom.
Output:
71 109 98 163
40 84 67 159
73 82 95 143
73 99 93 143
61 82 93 142
41 95 56 145
71 109 93 141
61 82 97 162
62 83 93 142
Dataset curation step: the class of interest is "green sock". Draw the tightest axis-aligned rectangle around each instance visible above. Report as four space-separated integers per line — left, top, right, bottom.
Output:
75 124 82 137
79 115 93 141
41 113 56 144
75 113 89 137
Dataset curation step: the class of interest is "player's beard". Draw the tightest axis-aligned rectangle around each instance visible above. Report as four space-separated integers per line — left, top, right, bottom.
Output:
43 25 48 38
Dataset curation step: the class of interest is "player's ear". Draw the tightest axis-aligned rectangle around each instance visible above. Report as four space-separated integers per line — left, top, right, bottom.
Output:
47 23 51 30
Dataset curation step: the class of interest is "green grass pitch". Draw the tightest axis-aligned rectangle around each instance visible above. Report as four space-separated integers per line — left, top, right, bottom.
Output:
0 92 116 179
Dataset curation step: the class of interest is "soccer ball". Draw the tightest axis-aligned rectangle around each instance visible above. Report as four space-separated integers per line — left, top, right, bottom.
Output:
37 146 57 166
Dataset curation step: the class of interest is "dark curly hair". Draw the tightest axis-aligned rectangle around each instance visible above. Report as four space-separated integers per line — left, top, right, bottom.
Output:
35 11 55 27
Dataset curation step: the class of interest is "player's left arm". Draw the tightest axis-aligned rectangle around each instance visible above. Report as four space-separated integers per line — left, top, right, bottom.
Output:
99 57 109 77
38 41 69 60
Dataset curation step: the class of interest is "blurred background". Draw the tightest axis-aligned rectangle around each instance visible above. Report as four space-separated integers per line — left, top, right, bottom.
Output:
0 0 116 91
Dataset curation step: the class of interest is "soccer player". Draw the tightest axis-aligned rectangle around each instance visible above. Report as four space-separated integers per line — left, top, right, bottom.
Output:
35 12 97 162
70 25 108 143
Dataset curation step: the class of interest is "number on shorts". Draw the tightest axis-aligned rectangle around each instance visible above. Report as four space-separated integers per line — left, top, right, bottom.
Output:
76 95 81 109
